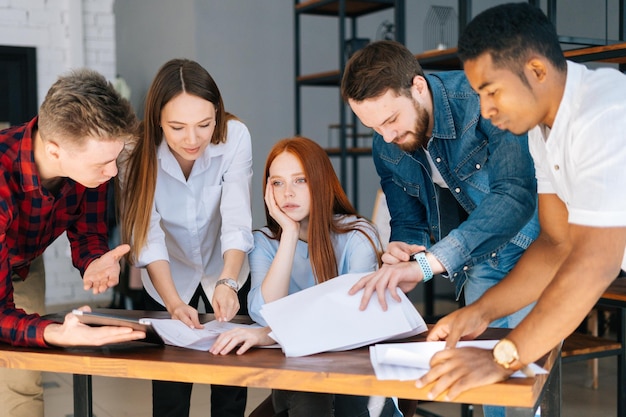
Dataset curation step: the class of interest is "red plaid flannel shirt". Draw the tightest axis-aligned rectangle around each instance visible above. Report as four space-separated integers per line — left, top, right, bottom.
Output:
0 117 110 347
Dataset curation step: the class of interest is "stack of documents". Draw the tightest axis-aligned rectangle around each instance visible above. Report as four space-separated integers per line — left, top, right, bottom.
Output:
148 319 261 351
260 272 428 357
370 340 548 380
70 309 261 350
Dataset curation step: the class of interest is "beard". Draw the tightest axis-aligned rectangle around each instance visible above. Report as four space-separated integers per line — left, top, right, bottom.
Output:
394 99 430 153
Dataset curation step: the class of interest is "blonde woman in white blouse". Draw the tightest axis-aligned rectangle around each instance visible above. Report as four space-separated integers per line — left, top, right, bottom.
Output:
120 59 253 417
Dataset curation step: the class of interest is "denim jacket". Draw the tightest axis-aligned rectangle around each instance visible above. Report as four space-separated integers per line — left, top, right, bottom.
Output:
373 71 539 291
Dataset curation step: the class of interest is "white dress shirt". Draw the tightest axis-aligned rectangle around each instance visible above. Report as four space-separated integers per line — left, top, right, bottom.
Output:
137 119 254 306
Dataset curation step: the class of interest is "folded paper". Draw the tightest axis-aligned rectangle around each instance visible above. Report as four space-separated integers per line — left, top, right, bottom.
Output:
370 340 548 380
260 272 428 357
147 319 261 351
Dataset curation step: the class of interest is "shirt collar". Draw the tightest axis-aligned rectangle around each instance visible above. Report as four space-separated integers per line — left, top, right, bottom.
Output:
425 74 457 141
17 117 41 192
157 135 228 178
549 61 580 134
536 61 580 146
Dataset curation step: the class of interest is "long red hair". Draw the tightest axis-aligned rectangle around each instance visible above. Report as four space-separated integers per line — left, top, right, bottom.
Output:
263 137 381 283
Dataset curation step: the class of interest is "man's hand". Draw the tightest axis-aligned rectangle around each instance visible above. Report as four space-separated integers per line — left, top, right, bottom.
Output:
381 241 425 264
348 261 424 311
427 304 491 348
210 326 274 355
83 244 130 294
43 305 146 347
416 347 513 400
212 285 240 322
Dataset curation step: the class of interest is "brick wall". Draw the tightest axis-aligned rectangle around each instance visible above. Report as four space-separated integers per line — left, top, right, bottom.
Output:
0 0 117 309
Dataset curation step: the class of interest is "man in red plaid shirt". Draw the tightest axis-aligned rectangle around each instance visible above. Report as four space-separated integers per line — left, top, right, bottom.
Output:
0 68 145 417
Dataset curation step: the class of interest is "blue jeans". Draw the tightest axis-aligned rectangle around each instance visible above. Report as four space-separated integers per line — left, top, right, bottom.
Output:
461 243 535 417
462 242 534 328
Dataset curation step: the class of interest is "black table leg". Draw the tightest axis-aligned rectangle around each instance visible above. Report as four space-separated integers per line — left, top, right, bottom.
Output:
73 374 93 417
504 353 561 417
618 307 625 417
598 298 626 417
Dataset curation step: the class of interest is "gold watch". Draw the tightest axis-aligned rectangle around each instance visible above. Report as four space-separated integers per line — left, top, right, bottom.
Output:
493 338 535 377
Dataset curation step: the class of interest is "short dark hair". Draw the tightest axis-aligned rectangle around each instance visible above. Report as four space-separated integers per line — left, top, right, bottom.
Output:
458 2 566 75
341 40 424 102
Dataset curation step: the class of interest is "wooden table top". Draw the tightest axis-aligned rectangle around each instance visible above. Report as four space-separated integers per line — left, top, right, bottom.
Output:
602 276 626 303
0 310 559 409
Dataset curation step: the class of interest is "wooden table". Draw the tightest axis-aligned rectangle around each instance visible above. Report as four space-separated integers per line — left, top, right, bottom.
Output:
598 276 626 417
0 310 561 417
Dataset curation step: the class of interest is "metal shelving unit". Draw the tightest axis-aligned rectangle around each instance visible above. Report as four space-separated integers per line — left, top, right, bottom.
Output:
294 0 405 209
416 0 626 71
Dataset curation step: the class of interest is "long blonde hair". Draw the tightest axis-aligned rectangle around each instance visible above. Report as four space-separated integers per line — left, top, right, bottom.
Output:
120 58 235 262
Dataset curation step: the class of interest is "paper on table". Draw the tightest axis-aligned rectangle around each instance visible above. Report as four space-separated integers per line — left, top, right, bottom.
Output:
260 272 428 357
370 340 548 381
146 319 262 351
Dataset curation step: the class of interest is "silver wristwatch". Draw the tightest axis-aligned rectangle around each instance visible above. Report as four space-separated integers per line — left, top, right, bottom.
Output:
215 278 238 293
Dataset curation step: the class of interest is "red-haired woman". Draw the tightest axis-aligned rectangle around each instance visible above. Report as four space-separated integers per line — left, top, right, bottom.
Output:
211 137 399 417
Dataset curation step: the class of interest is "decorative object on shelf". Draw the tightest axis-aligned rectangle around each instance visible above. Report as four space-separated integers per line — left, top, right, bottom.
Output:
294 0 406 209
327 123 372 150
377 20 395 40
345 37 370 60
113 74 131 101
423 6 457 51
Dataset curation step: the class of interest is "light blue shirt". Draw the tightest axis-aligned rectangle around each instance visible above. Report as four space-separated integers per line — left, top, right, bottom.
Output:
247 215 380 326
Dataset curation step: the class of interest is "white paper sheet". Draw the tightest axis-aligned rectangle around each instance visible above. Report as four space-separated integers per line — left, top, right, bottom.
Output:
145 318 262 351
259 272 428 357
369 340 548 380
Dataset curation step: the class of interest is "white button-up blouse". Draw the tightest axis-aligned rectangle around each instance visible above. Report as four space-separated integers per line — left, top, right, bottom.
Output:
136 119 254 306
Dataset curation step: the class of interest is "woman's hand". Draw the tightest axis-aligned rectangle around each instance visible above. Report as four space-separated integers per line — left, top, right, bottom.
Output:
169 302 204 329
265 181 299 235
212 285 240 322
210 326 274 355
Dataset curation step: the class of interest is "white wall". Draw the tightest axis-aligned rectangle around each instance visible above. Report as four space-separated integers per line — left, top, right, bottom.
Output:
193 1 295 226
0 0 118 308
112 1 444 224
113 0 196 114
114 0 295 229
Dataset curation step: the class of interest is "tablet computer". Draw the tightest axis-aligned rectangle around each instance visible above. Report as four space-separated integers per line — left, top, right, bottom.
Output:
72 310 163 344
